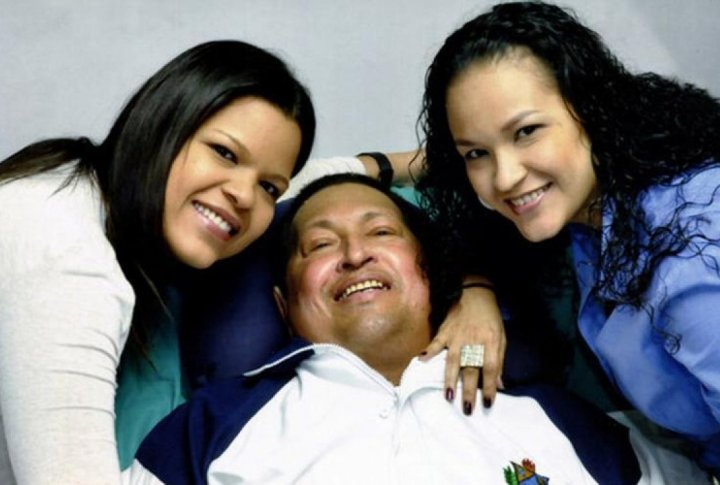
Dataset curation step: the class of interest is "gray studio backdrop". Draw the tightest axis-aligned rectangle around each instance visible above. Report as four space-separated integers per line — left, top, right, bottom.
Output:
1 0 719 161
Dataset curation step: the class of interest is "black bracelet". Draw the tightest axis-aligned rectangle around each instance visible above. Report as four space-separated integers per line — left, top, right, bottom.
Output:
461 282 495 292
357 152 394 187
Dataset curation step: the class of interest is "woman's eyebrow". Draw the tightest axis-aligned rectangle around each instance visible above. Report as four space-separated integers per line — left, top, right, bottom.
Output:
212 129 250 156
501 109 540 132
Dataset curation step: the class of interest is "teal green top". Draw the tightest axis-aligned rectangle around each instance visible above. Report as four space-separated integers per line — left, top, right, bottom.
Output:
392 185 422 205
115 312 189 469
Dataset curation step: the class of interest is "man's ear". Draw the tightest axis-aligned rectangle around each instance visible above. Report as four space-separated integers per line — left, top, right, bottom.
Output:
273 286 288 322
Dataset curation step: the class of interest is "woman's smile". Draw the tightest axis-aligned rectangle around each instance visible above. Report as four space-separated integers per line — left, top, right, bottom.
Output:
447 50 596 242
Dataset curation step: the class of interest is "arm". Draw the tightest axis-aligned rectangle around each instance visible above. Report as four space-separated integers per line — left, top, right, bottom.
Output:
356 150 423 186
659 265 720 471
281 150 422 201
0 179 134 483
420 276 506 413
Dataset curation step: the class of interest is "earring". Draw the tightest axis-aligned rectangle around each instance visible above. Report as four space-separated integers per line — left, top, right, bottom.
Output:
478 196 495 211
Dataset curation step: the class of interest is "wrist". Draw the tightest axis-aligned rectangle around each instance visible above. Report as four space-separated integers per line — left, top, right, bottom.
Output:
461 281 495 292
357 152 394 187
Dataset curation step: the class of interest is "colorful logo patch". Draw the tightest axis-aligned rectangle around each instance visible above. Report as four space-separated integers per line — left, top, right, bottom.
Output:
503 458 549 484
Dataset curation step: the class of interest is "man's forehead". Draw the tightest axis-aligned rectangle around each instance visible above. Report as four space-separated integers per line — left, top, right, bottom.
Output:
301 210 400 233
293 183 405 233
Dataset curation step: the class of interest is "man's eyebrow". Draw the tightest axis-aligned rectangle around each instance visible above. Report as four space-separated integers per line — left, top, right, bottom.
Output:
360 210 394 223
302 210 394 232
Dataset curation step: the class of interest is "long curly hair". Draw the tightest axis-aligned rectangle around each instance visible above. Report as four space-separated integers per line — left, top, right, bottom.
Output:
418 1 720 310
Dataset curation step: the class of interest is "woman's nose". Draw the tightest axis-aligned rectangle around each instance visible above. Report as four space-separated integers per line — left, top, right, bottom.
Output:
493 150 527 192
223 172 256 209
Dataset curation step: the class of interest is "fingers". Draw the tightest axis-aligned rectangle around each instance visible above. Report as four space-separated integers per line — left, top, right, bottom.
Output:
480 362 498 409
444 334 505 414
429 285 508 415
447 331 506 415
443 340 460 402
419 335 447 362
480 332 506 408
460 366 481 415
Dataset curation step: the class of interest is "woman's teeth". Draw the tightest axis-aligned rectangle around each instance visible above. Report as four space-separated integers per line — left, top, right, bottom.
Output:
193 202 233 234
509 185 548 207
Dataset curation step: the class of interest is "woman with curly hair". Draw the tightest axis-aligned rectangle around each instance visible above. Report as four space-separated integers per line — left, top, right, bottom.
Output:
417 0 720 475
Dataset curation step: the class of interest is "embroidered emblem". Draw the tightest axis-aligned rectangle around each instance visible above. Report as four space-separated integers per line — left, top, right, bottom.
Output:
503 458 549 484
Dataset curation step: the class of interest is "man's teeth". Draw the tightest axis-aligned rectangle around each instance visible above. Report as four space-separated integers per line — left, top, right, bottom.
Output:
193 202 233 233
509 186 548 207
339 280 388 300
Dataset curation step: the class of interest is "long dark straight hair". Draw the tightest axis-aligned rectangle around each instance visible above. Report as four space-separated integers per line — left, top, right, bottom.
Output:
0 40 316 350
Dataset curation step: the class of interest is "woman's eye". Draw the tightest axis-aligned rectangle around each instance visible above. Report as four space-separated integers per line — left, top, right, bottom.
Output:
463 148 488 161
260 181 281 200
516 124 541 140
212 144 236 163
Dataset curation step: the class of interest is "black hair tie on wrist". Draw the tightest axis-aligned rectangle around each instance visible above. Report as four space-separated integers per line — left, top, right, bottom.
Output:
357 152 394 187
461 282 495 292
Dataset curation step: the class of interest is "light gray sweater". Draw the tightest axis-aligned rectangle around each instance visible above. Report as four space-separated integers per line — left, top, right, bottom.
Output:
0 165 134 484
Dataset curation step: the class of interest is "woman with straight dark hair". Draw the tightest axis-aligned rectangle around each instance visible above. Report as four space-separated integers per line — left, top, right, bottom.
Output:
418 0 720 476
0 40 315 483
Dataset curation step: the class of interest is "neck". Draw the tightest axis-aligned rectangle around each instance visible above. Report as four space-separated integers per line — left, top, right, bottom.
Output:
353 339 429 386
581 187 602 229
363 355 410 386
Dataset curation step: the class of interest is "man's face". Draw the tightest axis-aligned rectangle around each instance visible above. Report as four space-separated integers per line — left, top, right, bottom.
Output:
284 183 432 363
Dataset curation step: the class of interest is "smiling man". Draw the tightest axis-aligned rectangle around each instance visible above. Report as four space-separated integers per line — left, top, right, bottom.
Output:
124 174 705 485
279 176 435 386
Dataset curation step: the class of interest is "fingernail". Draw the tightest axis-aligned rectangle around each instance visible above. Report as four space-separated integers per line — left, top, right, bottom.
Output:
483 398 493 409
463 401 473 416
445 388 454 402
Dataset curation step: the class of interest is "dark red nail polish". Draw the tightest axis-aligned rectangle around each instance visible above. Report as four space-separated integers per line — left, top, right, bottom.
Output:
483 398 492 409
463 401 473 415
445 388 454 402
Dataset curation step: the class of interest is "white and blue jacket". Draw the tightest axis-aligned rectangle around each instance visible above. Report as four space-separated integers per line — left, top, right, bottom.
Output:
124 338 707 484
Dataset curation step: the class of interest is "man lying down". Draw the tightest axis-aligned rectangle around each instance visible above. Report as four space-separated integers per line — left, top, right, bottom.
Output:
124 173 708 484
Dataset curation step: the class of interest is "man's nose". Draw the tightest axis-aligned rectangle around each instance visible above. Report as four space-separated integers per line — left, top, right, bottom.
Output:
337 237 374 271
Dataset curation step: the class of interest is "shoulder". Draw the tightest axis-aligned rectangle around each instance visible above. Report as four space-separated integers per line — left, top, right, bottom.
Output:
639 164 720 229
0 165 111 267
134 341 313 482
0 165 133 310
134 368 297 483
0 164 103 224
